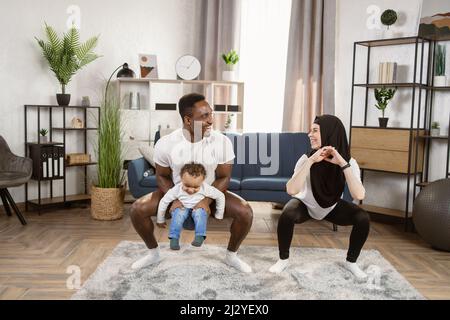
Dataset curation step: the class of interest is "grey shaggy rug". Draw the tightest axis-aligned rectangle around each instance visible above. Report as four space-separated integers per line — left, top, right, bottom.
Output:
71 241 424 300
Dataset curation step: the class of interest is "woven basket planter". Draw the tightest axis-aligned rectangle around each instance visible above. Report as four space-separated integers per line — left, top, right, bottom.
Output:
91 185 125 221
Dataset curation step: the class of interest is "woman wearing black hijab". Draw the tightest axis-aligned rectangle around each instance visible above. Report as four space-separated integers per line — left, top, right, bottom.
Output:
269 115 370 279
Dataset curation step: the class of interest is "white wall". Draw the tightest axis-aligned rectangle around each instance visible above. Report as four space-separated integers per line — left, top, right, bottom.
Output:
336 0 450 211
0 0 203 202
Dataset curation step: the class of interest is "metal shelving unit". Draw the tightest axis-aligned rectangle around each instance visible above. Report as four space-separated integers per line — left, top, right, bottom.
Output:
350 36 450 231
24 104 100 212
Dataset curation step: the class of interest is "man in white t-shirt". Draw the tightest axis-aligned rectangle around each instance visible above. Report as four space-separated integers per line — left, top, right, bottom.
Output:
130 93 254 273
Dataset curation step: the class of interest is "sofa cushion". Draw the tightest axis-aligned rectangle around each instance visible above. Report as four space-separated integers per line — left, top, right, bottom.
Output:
139 174 158 188
241 176 289 191
228 177 241 191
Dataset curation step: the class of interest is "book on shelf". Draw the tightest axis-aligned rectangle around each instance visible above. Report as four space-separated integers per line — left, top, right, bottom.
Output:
378 62 397 84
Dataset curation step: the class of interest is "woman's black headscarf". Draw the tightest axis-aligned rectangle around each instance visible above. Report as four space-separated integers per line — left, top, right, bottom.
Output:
309 115 351 208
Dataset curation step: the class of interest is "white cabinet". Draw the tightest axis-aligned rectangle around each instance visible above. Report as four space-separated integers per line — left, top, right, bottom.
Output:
115 78 245 160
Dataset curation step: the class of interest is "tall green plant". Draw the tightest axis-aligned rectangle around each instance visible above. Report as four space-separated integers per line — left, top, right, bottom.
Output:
35 23 100 94
96 88 125 188
374 87 396 118
435 45 446 76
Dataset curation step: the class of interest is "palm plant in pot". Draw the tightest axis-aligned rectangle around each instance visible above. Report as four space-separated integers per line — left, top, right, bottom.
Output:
374 87 396 128
35 23 100 106
91 86 126 220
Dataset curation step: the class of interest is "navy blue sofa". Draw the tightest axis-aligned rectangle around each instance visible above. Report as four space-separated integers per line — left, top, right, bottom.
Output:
127 132 352 204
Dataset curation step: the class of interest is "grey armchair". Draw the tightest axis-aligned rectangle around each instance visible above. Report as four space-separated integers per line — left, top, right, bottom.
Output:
0 135 32 225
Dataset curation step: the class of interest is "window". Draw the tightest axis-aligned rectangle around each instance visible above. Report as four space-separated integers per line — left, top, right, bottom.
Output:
239 0 292 132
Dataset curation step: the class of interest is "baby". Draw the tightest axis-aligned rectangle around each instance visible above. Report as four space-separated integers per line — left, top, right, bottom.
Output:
156 162 225 250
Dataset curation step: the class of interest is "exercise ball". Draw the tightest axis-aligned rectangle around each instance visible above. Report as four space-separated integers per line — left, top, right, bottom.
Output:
413 178 450 251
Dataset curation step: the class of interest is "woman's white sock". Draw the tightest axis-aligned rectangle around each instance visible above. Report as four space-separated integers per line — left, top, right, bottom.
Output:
131 247 161 270
344 261 367 279
269 259 290 273
225 250 252 273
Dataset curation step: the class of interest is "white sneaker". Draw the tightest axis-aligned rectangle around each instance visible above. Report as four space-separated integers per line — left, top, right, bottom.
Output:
131 248 161 270
225 251 252 273
269 259 290 273
344 261 367 280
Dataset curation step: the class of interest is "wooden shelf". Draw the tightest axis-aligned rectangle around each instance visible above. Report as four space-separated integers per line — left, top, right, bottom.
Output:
52 127 98 131
356 36 428 47
117 78 244 85
65 162 97 167
352 126 426 130
416 182 430 188
27 194 90 206
359 204 411 218
25 105 100 109
26 141 64 146
30 176 64 182
417 135 449 140
354 83 426 88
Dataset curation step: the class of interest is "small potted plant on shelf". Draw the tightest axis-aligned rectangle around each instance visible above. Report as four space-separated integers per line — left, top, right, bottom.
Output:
431 121 440 137
434 44 446 87
374 87 396 128
221 49 240 81
380 9 398 38
35 23 101 106
39 128 48 143
91 85 125 221
224 113 236 132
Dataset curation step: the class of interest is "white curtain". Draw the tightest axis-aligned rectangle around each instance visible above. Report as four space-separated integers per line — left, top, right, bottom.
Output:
199 0 242 81
282 0 336 132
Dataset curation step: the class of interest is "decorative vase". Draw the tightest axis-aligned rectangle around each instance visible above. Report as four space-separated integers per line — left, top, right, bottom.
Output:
378 117 389 128
383 27 395 39
430 128 440 137
81 96 90 107
56 93 71 106
222 70 236 82
434 76 446 87
40 136 48 143
91 185 125 221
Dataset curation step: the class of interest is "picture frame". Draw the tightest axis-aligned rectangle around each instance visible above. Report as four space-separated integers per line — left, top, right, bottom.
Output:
139 54 158 78
418 2 450 40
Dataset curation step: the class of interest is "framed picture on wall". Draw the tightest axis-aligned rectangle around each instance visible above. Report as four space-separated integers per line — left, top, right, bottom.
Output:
139 54 158 78
418 1 450 39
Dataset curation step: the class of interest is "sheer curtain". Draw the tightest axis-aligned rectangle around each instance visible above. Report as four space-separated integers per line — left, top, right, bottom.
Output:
282 0 335 132
239 0 292 133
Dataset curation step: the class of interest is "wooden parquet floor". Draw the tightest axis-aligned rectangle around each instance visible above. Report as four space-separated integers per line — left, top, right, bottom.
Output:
0 201 449 300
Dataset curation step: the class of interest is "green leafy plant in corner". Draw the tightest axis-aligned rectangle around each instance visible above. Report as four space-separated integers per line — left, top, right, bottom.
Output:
221 49 240 70
431 121 440 129
96 87 125 188
39 128 48 136
380 9 397 29
435 45 446 76
374 87 396 118
35 23 101 94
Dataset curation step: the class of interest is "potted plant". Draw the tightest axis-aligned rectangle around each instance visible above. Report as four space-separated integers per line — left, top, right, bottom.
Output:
39 128 48 143
381 9 398 38
91 86 126 220
221 49 240 81
374 87 396 127
224 113 236 132
431 121 440 137
35 23 100 106
434 45 446 87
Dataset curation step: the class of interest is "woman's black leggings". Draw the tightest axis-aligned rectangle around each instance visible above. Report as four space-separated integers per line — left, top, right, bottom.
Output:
277 198 370 262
